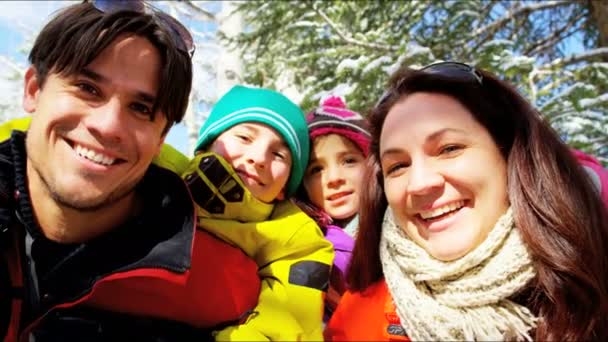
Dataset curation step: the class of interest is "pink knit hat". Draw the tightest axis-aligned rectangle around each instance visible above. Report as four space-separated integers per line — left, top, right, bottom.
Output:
306 96 371 156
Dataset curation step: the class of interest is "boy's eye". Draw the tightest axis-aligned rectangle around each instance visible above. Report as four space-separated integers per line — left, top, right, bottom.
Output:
273 151 287 160
236 134 251 142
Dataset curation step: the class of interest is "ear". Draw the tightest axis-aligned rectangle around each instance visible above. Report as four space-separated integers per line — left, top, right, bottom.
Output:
23 66 40 114
155 134 167 156
276 189 286 201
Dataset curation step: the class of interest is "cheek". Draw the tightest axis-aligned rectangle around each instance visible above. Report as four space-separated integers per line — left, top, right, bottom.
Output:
383 177 404 207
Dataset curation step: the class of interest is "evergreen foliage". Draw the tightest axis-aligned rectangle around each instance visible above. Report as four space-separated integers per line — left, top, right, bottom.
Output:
224 0 608 165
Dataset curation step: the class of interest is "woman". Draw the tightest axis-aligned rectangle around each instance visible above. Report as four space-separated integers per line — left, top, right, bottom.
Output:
325 62 608 341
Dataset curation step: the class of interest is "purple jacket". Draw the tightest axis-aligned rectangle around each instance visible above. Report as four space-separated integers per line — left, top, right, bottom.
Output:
325 224 355 280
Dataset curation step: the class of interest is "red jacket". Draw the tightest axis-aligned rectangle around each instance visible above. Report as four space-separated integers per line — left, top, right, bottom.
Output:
1 132 260 341
325 279 410 342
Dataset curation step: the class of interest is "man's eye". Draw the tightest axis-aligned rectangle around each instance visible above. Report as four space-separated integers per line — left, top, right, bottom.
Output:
77 83 99 96
130 103 153 119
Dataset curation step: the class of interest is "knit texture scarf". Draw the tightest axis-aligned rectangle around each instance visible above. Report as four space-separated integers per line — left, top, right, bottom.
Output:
380 207 538 341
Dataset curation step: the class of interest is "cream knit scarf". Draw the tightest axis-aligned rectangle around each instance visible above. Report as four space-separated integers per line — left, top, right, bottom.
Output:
380 207 538 341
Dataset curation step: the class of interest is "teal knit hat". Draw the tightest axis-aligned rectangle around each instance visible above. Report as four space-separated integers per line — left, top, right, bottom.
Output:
195 85 309 197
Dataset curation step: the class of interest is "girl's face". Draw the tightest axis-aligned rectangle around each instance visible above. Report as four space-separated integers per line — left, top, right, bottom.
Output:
303 134 366 221
379 92 509 261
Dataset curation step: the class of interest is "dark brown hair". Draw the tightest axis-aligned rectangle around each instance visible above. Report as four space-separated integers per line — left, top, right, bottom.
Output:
28 2 193 134
347 65 608 341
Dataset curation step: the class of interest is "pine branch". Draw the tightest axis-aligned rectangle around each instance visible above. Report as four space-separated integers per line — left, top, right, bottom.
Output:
178 0 215 21
525 11 586 56
543 47 608 68
470 1 572 53
0 56 24 75
311 4 397 52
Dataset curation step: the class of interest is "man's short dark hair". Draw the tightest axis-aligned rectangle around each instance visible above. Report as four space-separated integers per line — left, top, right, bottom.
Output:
28 2 193 134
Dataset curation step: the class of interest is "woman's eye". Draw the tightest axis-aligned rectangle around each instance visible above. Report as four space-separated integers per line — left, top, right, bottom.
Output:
439 144 463 155
385 162 409 176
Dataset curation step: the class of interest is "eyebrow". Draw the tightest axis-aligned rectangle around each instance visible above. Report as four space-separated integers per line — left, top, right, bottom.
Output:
380 127 468 160
79 68 156 104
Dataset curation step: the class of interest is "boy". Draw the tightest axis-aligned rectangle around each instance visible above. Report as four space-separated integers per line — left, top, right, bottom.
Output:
160 85 334 340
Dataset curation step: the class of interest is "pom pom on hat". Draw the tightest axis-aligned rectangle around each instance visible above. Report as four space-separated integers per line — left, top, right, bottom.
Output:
306 96 371 156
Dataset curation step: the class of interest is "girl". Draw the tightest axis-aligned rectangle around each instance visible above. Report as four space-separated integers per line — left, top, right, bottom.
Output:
295 96 371 320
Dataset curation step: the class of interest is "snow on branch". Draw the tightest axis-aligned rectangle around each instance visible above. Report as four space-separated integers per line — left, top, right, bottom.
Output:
474 1 570 38
469 1 571 53
311 4 397 52
543 47 608 68
178 0 215 21
0 56 25 75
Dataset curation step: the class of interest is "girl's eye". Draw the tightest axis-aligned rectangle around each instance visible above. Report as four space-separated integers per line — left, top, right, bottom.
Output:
307 165 323 175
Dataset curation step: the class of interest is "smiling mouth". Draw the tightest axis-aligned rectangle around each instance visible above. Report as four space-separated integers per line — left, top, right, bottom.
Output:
327 191 352 201
236 170 265 186
417 200 465 222
68 140 123 166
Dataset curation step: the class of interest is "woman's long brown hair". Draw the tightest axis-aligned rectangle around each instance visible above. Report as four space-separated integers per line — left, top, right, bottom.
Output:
347 66 608 341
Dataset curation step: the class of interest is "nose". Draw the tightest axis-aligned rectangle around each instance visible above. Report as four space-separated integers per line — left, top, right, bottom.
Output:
83 97 125 145
325 165 345 189
406 159 444 195
246 145 268 169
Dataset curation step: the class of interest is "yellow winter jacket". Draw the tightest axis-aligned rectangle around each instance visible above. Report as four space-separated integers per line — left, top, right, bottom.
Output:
165 151 334 341
0 116 30 141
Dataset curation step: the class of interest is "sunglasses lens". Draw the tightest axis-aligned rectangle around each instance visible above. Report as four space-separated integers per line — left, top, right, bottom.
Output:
92 0 194 57
93 0 145 13
421 62 482 84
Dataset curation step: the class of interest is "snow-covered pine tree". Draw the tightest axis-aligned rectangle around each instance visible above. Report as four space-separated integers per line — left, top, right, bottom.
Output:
223 0 608 165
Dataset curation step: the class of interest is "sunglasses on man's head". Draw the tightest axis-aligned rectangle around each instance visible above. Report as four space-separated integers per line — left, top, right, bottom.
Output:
91 0 195 58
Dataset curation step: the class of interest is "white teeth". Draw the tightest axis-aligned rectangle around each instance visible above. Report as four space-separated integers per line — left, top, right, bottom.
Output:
75 145 116 166
420 201 464 220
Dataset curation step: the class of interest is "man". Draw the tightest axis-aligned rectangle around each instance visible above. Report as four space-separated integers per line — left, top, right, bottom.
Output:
0 1 260 340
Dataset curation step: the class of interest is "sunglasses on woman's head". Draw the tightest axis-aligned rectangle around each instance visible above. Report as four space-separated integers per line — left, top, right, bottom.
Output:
420 61 483 85
90 0 195 58
374 61 483 108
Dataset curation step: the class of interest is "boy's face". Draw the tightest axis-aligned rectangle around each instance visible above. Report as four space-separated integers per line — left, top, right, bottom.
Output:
23 33 167 212
209 122 292 203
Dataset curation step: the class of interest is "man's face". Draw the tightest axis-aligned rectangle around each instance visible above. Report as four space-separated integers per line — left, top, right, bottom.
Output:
208 123 292 203
23 33 167 212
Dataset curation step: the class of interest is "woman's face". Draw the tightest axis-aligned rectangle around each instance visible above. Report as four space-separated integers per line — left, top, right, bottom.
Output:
379 92 509 261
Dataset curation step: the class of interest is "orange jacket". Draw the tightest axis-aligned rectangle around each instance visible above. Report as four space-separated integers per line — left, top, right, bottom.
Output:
324 279 410 342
